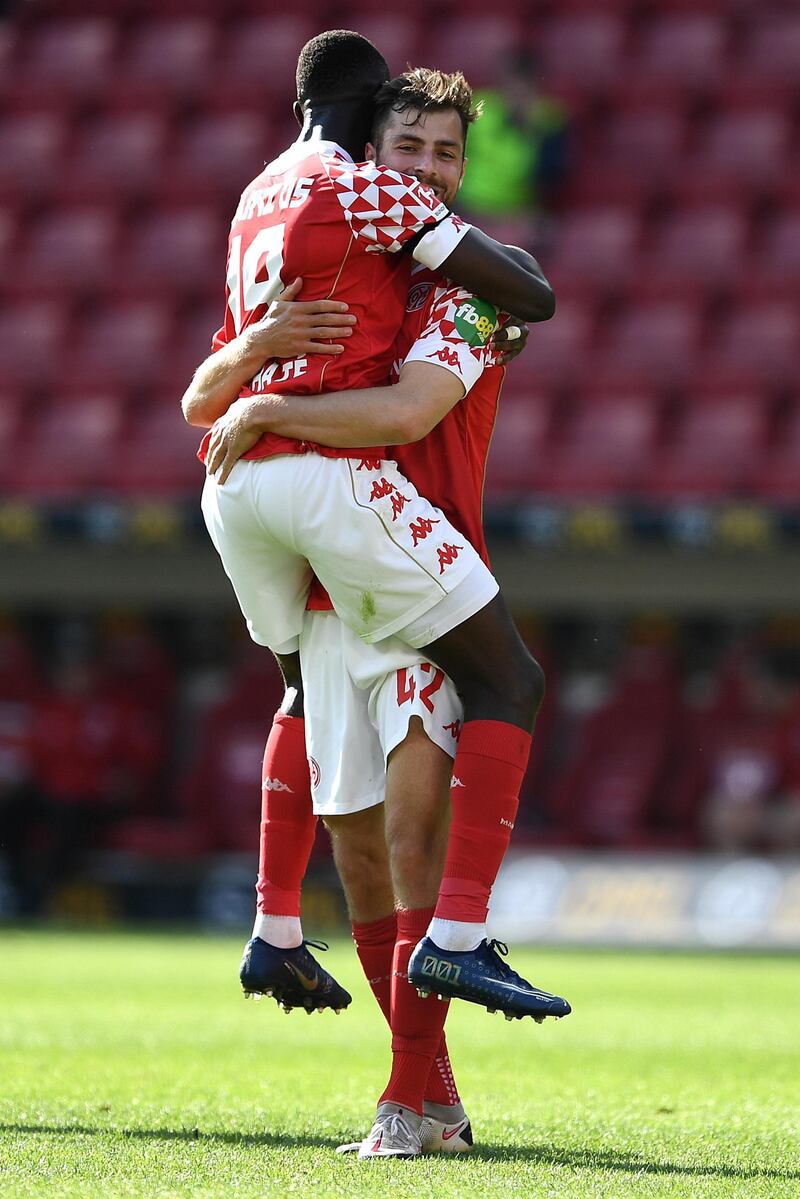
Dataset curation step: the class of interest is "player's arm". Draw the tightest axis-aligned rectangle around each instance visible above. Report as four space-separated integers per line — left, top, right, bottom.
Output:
412 221 555 323
205 362 462 484
181 279 356 428
328 162 554 323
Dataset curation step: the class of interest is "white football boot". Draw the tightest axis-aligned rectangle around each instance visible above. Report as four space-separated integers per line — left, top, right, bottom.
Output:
419 1100 474 1153
348 1103 423 1159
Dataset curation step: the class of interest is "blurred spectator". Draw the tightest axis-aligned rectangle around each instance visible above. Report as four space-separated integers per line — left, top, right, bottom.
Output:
23 623 164 909
696 647 796 852
458 50 569 220
0 621 44 913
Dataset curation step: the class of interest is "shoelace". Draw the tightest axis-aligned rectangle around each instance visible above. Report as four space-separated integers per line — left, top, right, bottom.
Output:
486 939 526 986
371 1112 419 1149
302 939 329 953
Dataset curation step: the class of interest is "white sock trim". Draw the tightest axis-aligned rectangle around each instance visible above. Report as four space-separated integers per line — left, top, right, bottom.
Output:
252 913 303 949
427 917 484 953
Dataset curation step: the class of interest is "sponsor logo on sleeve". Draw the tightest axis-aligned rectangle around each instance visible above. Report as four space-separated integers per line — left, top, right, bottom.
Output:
454 298 498 347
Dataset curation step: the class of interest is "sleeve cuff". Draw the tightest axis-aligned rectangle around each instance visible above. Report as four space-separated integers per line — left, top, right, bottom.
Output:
412 215 473 269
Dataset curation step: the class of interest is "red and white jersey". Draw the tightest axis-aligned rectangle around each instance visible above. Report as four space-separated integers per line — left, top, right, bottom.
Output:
198 136 470 465
307 267 506 610
391 267 506 566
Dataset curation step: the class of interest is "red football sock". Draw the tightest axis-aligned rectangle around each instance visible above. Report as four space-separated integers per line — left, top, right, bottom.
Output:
380 907 449 1116
425 1032 461 1108
435 720 531 923
352 913 459 1107
351 913 397 1025
256 714 317 917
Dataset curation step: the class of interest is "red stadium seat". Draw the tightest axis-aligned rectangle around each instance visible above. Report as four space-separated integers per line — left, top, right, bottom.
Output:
594 301 703 388
703 302 800 388
0 302 69 385
212 16 317 103
637 206 748 299
0 113 68 199
13 19 116 96
342 13 419 71
164 112 270 203
160 301 221 396
644 392 769 499
531 391 662 498
117 208 223 298
570 106 689 206
548 207 640 296
114 18 215 95
0 207 18 271
106 401 206 496
65 301 173 387
751 403 800 504
738 15 800 85
624 14 727 96
426 18 520 88
748 210 800 300
517 298 595 388
0 392 25 490
484 391 554 500
62 113 170 201
538 14 627 92
15 207 120 299
11 394 128 498
679 109 791 202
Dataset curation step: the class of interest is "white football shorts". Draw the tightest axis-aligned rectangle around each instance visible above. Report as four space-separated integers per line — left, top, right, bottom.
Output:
300 610 463 817
201 454 498 655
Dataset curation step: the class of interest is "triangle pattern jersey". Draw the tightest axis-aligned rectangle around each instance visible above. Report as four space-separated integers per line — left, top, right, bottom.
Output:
198 136 472 464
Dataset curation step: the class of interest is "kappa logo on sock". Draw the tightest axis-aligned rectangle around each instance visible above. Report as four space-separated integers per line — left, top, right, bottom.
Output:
450 777 466 788
262 777 294 792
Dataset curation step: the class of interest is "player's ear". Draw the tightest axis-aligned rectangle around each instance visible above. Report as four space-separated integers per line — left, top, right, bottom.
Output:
293 100 303 127
459 154 467 188
364 141 377 162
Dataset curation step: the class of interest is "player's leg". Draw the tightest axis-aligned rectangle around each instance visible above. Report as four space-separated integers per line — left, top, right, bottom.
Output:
240 648 351 1012
401 590 571 1020
303 615 470 1157
347 650 472 1157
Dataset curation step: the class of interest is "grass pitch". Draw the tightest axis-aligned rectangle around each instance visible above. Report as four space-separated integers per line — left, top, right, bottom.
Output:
0 929 797 1198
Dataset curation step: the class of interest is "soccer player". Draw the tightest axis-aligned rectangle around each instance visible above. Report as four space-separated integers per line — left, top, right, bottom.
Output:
188 29 563 1023
188 67 570 1156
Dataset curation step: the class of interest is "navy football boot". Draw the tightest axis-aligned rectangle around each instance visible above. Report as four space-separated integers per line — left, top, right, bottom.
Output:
407 937 571 1022
239 937 352 1013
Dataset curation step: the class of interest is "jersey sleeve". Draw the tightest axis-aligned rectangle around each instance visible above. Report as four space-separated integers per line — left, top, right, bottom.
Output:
323 158 460 253
400 285 504 394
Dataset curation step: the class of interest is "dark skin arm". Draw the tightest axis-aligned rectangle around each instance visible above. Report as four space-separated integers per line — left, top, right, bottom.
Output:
419 224 555 324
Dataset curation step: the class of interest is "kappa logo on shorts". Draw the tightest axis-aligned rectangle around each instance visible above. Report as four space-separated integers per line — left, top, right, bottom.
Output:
443 720 462 740
357 458 382 471
409 516 440 546
437 543 463 573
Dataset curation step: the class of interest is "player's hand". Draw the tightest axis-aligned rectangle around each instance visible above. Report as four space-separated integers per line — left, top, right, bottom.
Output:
244 277 356 358
491 320 529 365
205 396 268 485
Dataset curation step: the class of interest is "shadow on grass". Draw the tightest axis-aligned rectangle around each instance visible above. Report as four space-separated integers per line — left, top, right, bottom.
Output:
0 1123 337 1152
2 1123 798 1183
469 1142 800 1183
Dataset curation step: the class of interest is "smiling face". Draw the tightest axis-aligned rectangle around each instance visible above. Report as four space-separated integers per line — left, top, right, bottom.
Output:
366 105 467 210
